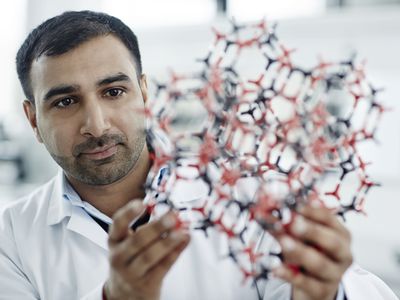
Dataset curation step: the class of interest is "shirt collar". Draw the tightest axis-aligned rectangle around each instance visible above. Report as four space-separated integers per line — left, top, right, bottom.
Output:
47 165 168 226
47 169 72 226
61 173 113 225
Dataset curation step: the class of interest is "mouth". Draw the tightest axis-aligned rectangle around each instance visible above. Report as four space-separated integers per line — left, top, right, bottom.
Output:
80 144 118 160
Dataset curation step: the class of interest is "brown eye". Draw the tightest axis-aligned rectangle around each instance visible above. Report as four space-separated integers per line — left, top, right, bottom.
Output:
55 97 75 108
106 88 124 97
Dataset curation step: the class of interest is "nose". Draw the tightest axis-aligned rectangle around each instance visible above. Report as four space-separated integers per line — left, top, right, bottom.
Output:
80 99 111 138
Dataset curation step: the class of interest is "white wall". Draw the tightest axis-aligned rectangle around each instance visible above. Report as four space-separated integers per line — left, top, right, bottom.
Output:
0 0 27 118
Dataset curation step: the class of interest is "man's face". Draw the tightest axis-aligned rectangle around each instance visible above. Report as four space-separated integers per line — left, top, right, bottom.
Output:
25 35 148 185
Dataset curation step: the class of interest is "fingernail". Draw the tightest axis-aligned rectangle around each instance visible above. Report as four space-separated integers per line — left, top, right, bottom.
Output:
162 214 176 228
273 222 283 232
291 215 307 235
297 205 305 214
281 236 296 252
131 201 143 212
273 267 286 278
255 212 264 220
310 200 322 208
170 230 184 241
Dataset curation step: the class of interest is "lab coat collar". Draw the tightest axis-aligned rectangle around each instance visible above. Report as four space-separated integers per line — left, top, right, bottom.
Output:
67 205 109 251
47 169 73 226
45 159 169 250
46 169 109 250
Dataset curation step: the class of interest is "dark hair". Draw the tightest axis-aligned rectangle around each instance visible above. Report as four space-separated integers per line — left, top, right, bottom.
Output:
16 10 142 103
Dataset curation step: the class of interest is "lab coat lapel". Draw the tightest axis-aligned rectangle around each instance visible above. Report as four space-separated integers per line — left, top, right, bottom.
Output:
67 205 109 251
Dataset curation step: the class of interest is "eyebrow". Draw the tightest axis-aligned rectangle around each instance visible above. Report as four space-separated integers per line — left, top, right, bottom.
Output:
96 72 132 87
42 73 133 102
43 85 80 102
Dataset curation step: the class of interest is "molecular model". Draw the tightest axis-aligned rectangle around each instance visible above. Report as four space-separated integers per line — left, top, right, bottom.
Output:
140 19 387 292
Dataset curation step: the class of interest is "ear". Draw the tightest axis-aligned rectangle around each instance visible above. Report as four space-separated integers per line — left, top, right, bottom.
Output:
23 100 43 143
139 74 148 103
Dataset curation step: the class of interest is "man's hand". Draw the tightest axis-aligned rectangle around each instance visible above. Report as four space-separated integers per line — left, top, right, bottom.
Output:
104 200 190 300
273 204 353 300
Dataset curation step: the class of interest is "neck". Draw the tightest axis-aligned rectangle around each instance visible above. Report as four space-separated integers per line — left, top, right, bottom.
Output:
66 146 151 218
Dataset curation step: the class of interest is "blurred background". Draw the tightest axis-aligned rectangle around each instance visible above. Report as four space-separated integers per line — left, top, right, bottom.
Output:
0 0 399 296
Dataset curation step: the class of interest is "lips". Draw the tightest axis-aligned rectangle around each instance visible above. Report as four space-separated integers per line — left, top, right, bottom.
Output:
80 144 118 160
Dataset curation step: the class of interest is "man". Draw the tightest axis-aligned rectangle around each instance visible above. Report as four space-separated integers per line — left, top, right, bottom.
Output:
0 10 397 300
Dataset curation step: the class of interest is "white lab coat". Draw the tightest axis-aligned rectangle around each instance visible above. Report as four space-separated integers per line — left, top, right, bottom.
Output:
0 171 398 300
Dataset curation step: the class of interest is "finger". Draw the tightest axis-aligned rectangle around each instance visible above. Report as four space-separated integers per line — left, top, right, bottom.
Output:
127 230 190 278
288 214 352 263
109 211 178 269
145 234 191 283
108 200 145 246
278 235 342 282
273 264 338 300
297 204 349 237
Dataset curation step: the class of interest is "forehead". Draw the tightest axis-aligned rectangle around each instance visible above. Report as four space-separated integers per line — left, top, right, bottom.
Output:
30 35 139 101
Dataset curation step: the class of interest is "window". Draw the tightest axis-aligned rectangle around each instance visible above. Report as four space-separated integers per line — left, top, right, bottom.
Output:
228 0 327 21
102 0 217 29
328 0 400 7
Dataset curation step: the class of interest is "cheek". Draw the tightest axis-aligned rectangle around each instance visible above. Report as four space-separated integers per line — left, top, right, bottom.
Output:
37 119 77 156
116 103 146 132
